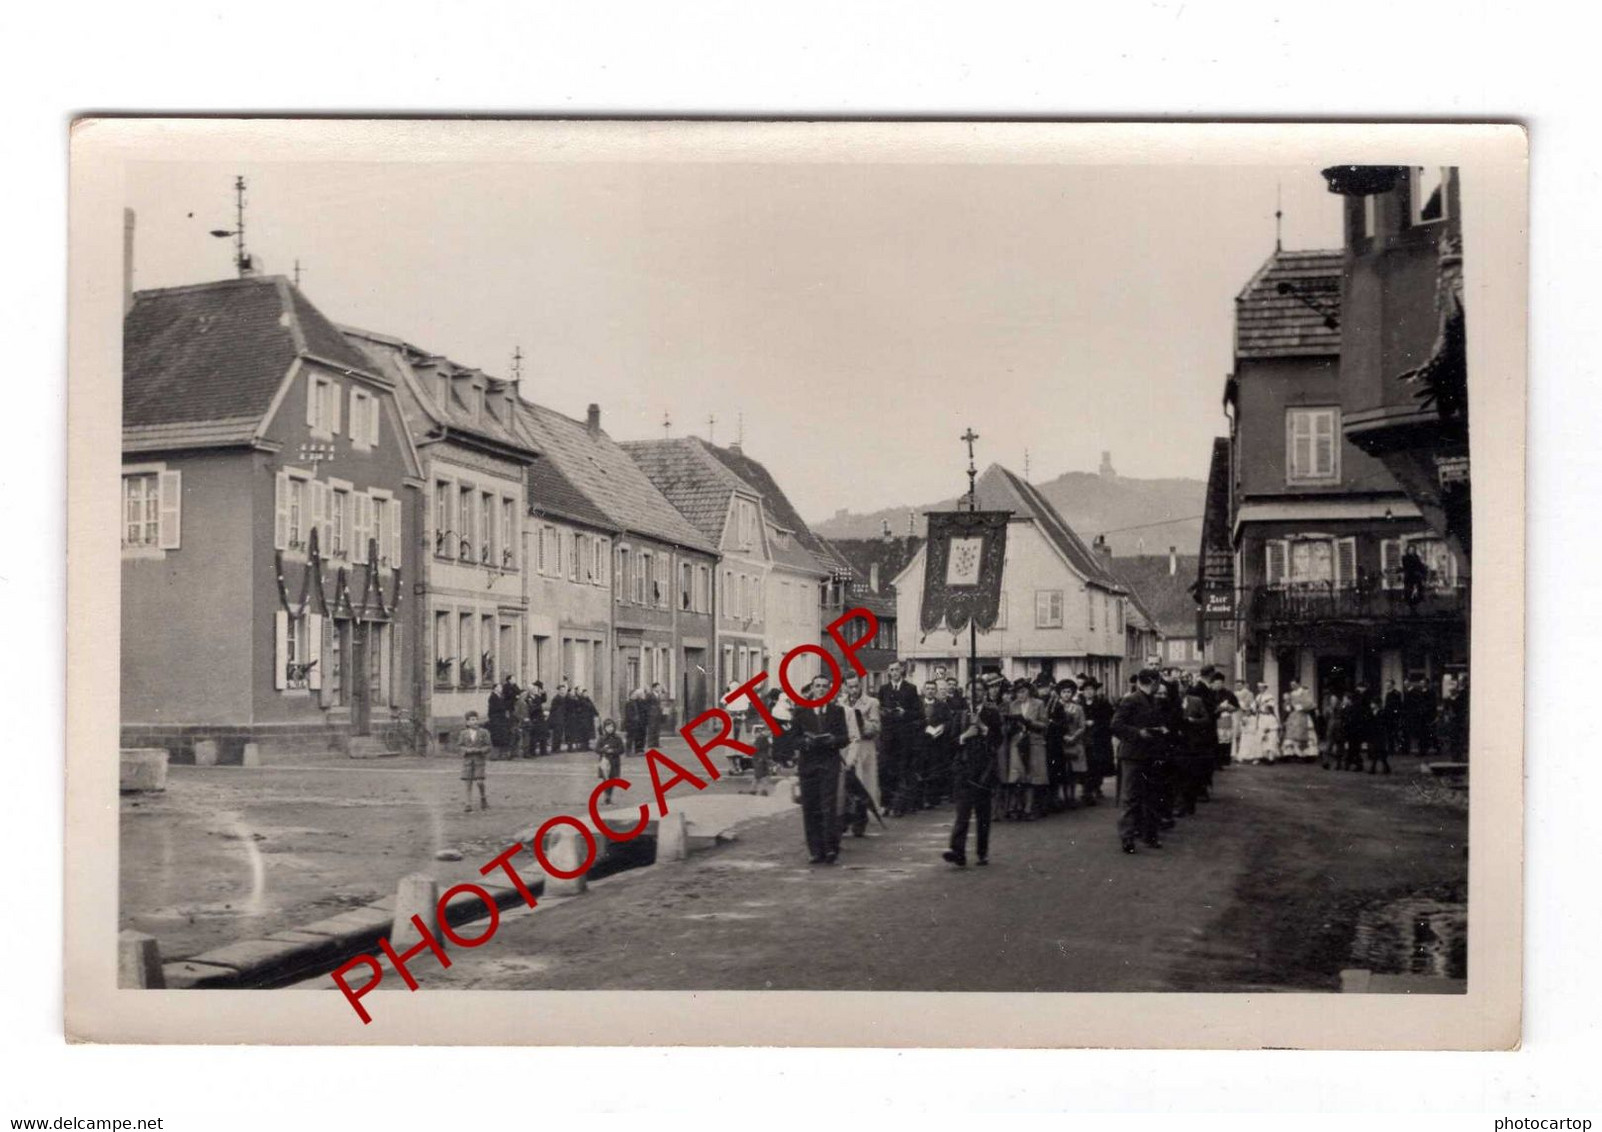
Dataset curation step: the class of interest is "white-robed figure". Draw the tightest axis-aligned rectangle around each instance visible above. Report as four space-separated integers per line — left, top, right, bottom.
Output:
839 675 882 838
1255 684 1281 763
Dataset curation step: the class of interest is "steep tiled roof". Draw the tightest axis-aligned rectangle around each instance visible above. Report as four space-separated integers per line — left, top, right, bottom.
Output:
1110 554 1201 638
1234 248 1344 359
698 442 848 576
827 535 923 619
619 438 750 545
513 402 716 554
971 464 1125 590
526 455 616 532
344 327 534 458
125 275 376 431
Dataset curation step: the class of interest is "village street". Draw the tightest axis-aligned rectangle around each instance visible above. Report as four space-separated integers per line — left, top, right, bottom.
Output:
118 737 778 962
276 754 1468 997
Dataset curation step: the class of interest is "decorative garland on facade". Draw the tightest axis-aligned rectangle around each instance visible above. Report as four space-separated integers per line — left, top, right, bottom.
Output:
275 530 403 624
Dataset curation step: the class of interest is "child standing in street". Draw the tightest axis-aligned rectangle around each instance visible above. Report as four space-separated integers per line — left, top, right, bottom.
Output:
457 709 491 813
594 718 625 806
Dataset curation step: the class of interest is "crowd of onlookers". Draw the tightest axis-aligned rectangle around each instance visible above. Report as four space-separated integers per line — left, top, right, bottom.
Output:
474 677 680 761
1223 669 1470 771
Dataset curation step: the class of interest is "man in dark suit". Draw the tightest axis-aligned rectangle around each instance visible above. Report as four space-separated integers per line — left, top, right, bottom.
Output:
876 661 925 817
1111 668 1172 854
792 673 851 864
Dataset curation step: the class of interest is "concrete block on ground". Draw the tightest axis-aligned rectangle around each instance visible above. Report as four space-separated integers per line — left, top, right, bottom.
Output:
193 739 220 767
390 873 441 947
118 930 164 989
656 811 689 863
240 742 261 768
542 825 592 897
161 960 241 989
119 748 169 793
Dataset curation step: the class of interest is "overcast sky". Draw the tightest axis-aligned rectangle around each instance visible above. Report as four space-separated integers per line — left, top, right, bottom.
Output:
125 159 1342 521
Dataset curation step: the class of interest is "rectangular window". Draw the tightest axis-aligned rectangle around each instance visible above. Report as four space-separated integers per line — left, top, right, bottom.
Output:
616 547 628 601
480 493 495 565
434 611 452 686
350 388 380 448
330 489 348 557
370 494 387 563
288 477 307 550
122 472 161 548
1035 590 1063 628
459 613 475 685
567 531 579 582
1382 536 1458 591
634 552 649 604
433 481 451 557
459 486 475 560
481 614 495 685
307 373 341 437
596 538 608 587
1287 408 1340 485
1087 590 1095 631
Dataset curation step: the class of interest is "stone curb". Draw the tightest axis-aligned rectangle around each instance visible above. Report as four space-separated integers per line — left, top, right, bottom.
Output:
157 813 764 989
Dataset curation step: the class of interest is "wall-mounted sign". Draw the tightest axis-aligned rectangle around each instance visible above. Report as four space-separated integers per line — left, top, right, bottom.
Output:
1436 454 1470 486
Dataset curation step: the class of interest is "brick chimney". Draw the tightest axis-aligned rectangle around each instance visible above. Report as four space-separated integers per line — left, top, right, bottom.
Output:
1093 534 1113 560
586 403 601 435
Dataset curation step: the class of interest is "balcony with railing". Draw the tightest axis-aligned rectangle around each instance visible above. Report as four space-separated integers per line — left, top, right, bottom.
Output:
1244 579 1469 628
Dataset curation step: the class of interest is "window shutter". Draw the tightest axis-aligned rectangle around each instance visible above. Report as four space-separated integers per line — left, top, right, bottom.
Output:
1265 541 1286 586
349 389 360 441
311 481 328 558
306 376 317 427
1337 538 1357 588
353 494 371 563
1380 539 1400 588
331 381 342 435
274 472 289 550
388 499 402 568
157 469 182 549
307 613 324 690
369 397 381 447
274 611 289 690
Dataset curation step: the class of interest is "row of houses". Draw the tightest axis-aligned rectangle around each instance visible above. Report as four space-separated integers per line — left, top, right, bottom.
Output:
119 272 856 761
1193 165 1471 703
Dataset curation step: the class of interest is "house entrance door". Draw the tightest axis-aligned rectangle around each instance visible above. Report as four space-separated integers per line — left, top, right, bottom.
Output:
351 624 371 735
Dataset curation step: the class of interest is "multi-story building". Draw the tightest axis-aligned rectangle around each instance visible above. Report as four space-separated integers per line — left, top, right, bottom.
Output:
520 449 618 705
344 328 540 746
121 276 422 762
621 437 775 693
1225 245 1468 702
1320 164 1470 565
892 464 1129 689
516 403 719 723
695 441 849 678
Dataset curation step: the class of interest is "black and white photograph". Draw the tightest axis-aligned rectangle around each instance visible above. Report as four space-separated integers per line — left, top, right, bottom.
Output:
65 120 1525 1049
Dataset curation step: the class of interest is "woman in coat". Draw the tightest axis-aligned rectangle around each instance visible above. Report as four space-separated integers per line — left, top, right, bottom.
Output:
573 689 598 750
1006 679 1049 820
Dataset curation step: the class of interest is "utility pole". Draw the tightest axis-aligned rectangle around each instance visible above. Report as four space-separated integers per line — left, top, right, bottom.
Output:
960 426 982 697
293 259 302 287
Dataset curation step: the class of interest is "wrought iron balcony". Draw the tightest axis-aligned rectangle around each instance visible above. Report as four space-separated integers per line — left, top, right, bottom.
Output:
1245 580 1469 627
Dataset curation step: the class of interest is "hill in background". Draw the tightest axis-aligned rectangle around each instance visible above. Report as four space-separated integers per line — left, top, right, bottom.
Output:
813 465 1206 557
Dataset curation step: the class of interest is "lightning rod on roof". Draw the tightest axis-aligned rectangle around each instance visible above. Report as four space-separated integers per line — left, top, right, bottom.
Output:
208 175 253 277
